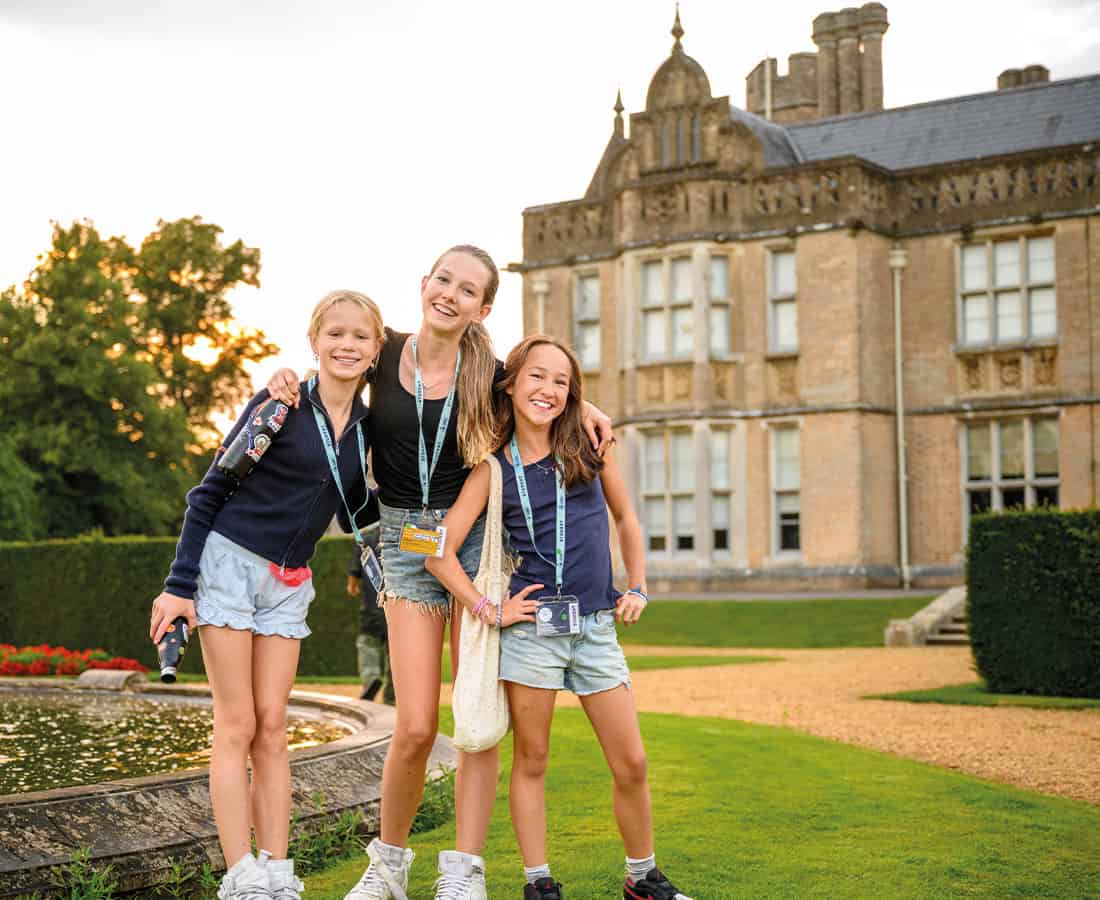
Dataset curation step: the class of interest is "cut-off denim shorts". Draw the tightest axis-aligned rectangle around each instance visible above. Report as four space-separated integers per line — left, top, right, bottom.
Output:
194 530 314 639
500 608 631 696
377 501 486 619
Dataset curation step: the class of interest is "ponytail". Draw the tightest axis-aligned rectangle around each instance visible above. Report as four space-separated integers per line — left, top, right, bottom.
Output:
456 320 498 466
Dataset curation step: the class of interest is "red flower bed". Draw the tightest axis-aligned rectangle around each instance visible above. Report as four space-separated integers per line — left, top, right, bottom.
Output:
0 643 148 676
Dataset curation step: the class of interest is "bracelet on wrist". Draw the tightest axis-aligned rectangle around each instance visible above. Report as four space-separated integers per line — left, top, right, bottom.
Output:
473 596 489 618
624 586 648 604
496 601 503 629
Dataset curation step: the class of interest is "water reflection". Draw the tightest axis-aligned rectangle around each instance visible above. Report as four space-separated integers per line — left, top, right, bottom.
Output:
0 693 350 794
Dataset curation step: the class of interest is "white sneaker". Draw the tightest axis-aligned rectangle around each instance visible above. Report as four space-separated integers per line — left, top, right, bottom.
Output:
433 850 487 900
266 858 305 900
344 838 414 900
218 854 272 900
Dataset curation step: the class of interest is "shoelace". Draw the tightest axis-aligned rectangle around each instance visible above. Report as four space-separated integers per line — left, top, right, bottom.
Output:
433 872 473 900
269 876 305 900
347 867 392 900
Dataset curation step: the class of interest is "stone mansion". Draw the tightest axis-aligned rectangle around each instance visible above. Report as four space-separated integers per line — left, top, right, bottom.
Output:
511 5 1100 590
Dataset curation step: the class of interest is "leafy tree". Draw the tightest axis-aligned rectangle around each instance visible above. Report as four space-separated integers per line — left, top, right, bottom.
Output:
0 434 40 541
133 217 275 447
0 218 273 537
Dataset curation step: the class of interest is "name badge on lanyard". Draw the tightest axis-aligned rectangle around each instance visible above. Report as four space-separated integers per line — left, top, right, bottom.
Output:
401 337 460 558
509 435 579 637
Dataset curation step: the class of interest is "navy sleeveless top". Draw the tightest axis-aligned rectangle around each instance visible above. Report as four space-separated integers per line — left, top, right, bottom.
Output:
496 448 618 616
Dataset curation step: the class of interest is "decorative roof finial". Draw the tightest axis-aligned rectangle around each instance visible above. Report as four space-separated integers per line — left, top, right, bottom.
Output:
613 88 625 137
671 3 684 51
614 88 624 115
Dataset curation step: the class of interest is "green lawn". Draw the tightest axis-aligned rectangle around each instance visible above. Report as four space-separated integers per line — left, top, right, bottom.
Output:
617 596 933 648
305 707 1100 899
869 681 1100 710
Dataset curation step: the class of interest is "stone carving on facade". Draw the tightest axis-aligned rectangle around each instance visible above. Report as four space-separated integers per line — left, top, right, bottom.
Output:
961 356 984 392
712 363 728 401
754 169 846 216
768 358 799 401
1033 348 1057 386
670 366 691 401
643 369 664 404
997 354 1022 389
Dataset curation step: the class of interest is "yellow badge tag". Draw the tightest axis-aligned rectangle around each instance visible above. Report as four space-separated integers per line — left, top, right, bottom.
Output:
399 523 447 558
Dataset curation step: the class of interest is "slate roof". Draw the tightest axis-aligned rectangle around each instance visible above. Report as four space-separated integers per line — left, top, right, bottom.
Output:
733 75 1100 173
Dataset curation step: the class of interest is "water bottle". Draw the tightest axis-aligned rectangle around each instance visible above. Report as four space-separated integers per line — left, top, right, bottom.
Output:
157 616 190 683
217 398 290 481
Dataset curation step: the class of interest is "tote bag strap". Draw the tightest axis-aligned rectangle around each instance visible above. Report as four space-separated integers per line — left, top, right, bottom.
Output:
476 454 505 599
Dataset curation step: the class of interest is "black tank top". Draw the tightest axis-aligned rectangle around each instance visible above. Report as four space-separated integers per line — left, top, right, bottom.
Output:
368 329 472 509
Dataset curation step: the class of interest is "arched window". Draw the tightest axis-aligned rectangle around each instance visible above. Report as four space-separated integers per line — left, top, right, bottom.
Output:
692 116 702 162
661 123 672 167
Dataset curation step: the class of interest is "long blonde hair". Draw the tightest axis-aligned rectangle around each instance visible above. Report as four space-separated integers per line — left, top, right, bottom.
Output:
428 245 499 467
307 289 385 393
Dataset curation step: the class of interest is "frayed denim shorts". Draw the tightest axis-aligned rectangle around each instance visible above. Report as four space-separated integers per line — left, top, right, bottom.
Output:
378 501 485 619
194 530 314 639
500 608 631 696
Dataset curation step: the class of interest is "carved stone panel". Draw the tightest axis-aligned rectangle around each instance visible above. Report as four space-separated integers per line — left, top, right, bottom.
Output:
669 365 692 401
767 357 799 405
995 353 1023 391
710 363 738 405
1031 347 1058 388
958 354 987 394
643 368 664 405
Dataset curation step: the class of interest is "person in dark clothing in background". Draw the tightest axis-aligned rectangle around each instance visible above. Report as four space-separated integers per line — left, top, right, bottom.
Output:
346 516 394 704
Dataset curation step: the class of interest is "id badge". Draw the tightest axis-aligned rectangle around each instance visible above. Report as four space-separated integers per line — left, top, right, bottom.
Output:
360 544 384 592
536 595 580 637
399 522 447 558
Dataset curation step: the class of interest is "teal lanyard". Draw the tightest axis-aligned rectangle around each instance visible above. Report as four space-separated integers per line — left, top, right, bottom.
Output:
412 336 461 512
509 434 565 597
309 377 370 546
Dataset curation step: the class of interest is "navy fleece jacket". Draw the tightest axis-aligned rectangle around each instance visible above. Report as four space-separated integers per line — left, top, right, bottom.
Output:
164 381 371 600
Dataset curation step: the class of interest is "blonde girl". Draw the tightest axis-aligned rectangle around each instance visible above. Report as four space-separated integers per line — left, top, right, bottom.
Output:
150 290 383 900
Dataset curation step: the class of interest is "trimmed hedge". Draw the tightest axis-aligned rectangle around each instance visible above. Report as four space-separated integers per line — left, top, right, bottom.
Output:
967 507 1100 698
0 534 363 678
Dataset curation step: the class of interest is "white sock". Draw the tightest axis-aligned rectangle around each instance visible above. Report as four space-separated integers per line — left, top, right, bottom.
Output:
525 863 552 884
626 854 656 881
376 839 410 870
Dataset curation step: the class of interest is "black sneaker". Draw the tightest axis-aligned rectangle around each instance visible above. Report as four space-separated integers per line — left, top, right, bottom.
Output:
524 876 563 900
623 867 693 900
360 678 382 701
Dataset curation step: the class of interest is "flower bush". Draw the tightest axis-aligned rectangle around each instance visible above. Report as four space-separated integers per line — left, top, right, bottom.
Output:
0 643 148 676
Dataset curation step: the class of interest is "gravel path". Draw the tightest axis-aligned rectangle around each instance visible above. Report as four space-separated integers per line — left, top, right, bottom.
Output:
300 645 1100 806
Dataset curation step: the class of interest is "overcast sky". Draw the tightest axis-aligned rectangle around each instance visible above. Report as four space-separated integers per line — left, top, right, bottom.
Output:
2 0 1098 408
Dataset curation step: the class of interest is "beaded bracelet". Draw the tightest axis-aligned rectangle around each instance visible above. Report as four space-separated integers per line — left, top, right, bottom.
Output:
496 601 503 629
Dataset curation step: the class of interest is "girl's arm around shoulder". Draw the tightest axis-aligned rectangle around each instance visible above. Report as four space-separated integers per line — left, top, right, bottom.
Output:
425 462 539 627
424 461 492 614
599 448 648 626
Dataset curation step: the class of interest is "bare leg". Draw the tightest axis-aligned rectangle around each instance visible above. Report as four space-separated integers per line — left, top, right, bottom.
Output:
201 625 257 865
450 605 499 855
579 685 653 859
505 681 557 866
380 601 445 846
250 634 301 858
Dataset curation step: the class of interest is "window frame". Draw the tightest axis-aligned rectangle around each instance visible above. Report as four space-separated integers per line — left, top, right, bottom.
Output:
639 255 695 363
572 270 601 372
767 248 798 354
770 424 801 557
956 234 1057 349
708 253 732 358
960 416 1060 538
640 428 696 556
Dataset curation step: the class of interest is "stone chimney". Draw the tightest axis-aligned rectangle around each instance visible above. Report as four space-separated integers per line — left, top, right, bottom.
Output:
998 65 1051 90
810 3 888 118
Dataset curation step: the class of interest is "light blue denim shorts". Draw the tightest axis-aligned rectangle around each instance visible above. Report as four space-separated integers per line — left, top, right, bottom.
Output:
194 530 314 639
500 608 631 696
378 501 485 619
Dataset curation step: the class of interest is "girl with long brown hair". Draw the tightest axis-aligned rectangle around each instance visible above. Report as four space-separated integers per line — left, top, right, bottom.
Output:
426 335 693 900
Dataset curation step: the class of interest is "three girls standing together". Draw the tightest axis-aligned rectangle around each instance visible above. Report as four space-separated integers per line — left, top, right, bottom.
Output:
150 245 693 900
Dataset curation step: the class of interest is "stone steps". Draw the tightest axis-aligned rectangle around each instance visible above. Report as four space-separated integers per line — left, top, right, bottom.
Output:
926 614 970 646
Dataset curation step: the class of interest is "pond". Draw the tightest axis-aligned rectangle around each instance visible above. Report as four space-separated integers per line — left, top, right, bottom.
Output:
0 691 352 795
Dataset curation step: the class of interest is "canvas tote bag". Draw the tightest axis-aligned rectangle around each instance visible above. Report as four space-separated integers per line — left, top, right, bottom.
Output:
452 453 512 752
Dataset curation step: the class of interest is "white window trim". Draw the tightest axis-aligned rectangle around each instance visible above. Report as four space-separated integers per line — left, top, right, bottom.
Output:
766 248 798 355
572 270 601 372
640 428 697 557
639 255 695 364
768 421 802 561
708 253 733 360
955 234 1057 351
958 415 1061 541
